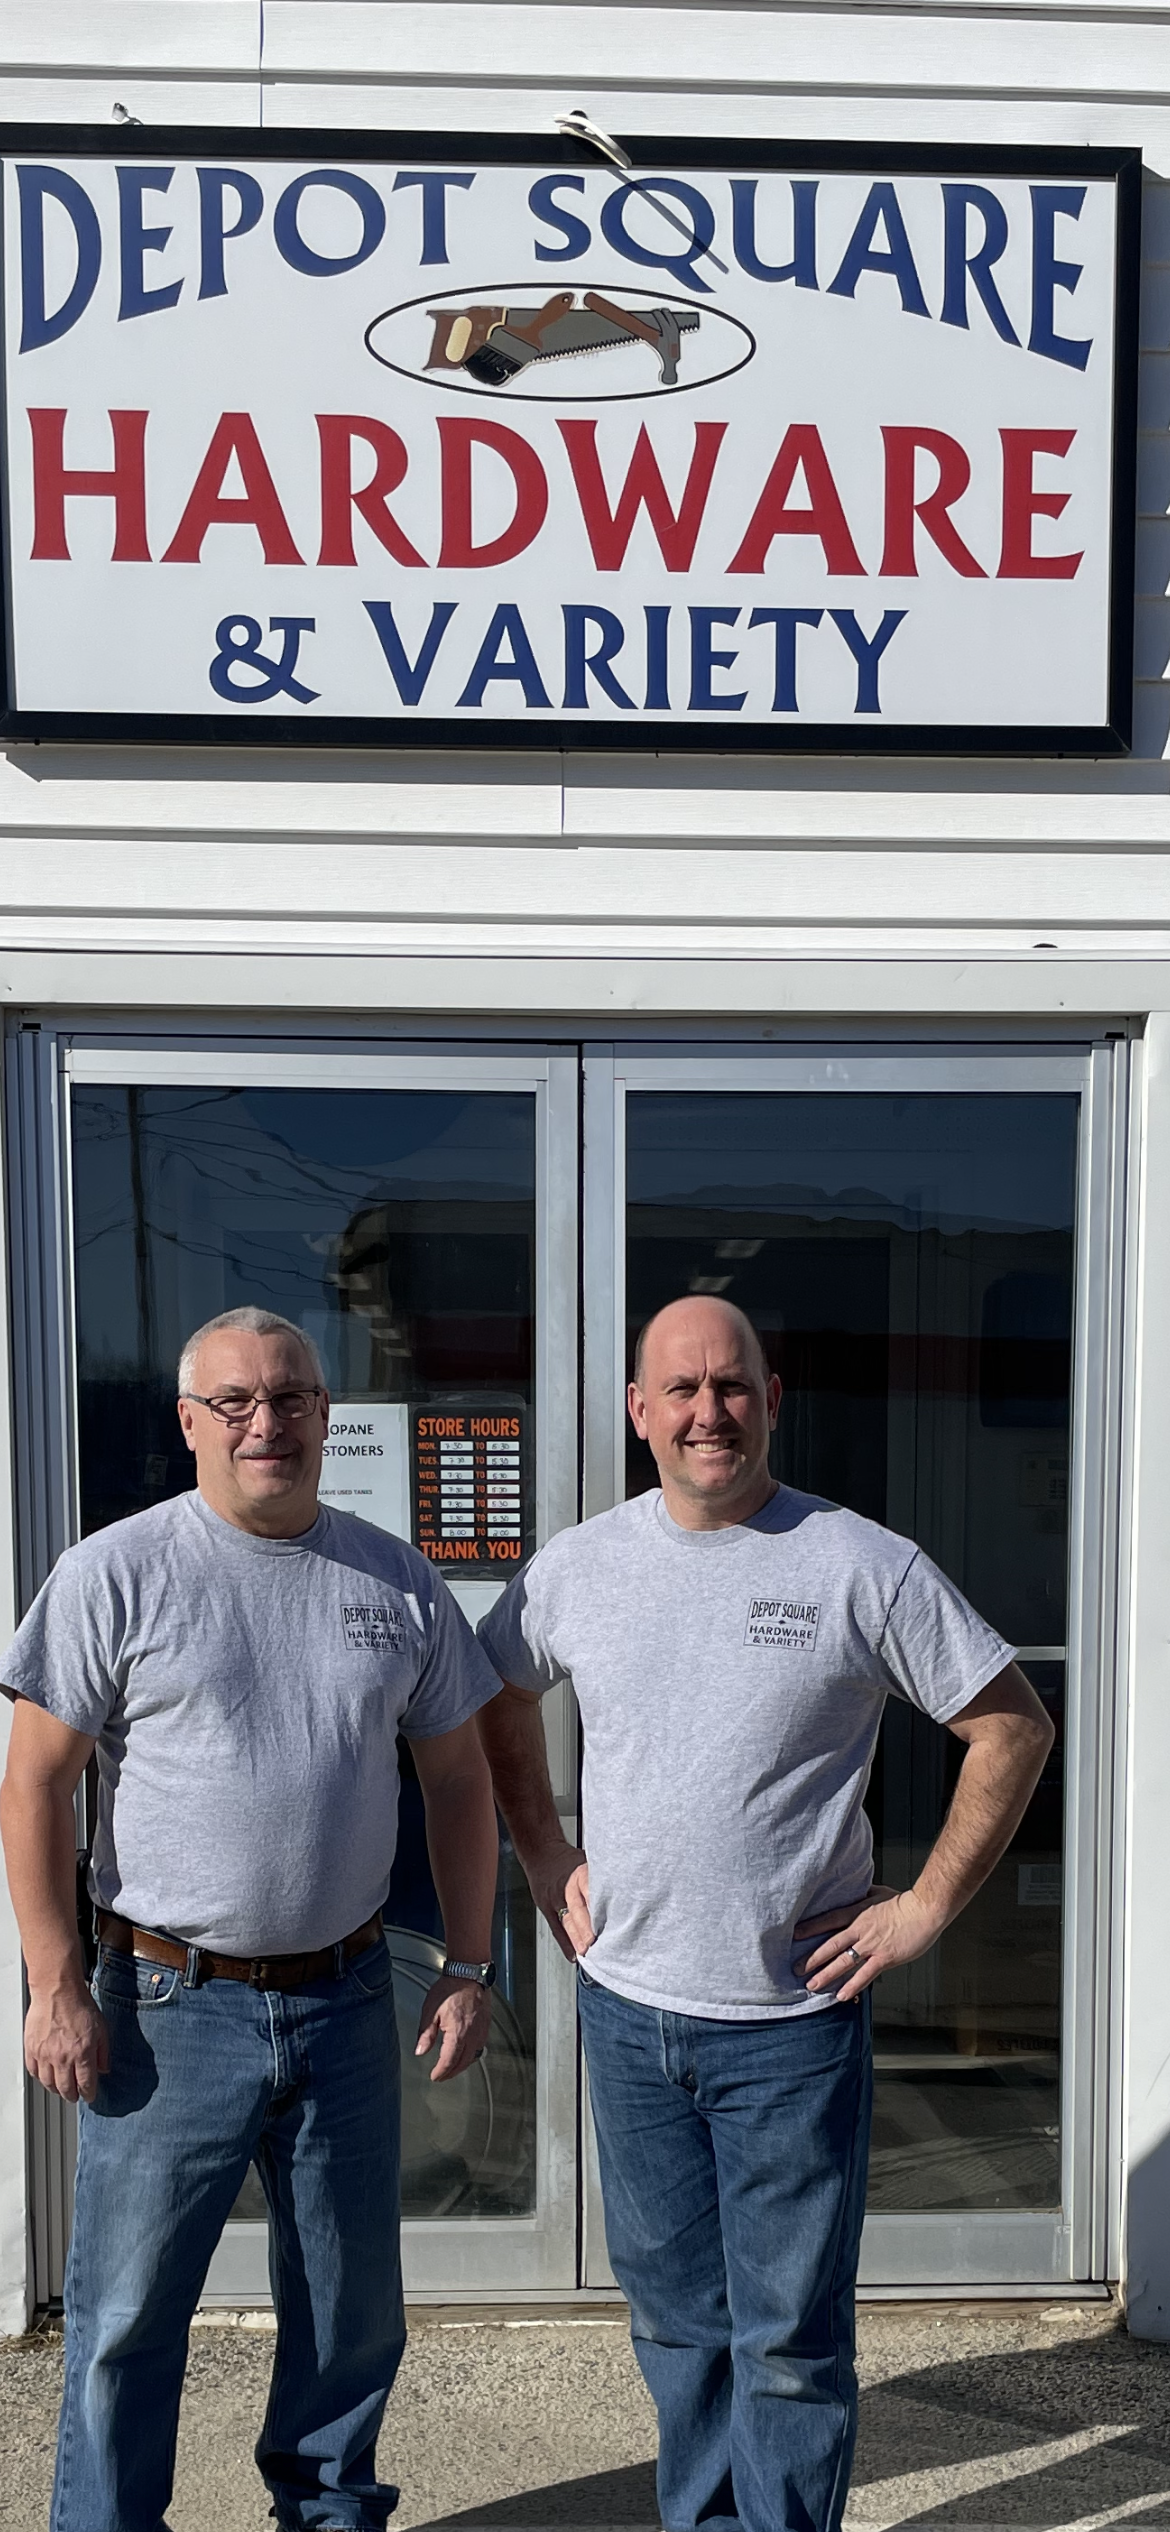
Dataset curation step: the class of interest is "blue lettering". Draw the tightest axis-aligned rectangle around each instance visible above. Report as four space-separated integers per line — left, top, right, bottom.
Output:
828 183 929 318
364 600 457 704
600 177 717 294
644 605 670 710
530 174 591 263
689 607 746 711
941 185 1019 345
563 607 634 709
198 167 264 301
1029 186 1090 371
748 607 823 712
458 604 550 709
391 171 475 267
828 608 906 714
274 170 386 277
117 165 182 321
18 165 101 352
731 179 818 288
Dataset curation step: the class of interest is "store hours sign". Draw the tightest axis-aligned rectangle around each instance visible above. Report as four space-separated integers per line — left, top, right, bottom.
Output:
0 131 1139 752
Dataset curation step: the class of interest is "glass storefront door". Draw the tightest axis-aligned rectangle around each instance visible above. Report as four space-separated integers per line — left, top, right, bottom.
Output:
582 1046 1124 2289
9 1025 1124 2299
21 1040 579 2300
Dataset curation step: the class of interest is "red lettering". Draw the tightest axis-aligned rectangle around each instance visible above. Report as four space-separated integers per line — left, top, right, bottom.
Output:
558 420 726 573
880 427 985 578
437 418 548 568
316 414 425 568
728 425 864 576
29 408 150 562
998 429 1081 578
162 412 303 564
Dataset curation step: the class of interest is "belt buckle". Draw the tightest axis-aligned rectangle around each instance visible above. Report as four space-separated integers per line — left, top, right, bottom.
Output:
248 1958 272 1990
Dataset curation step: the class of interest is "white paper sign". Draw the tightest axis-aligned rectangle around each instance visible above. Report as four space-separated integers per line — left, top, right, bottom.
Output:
0 134 1138 748
318 1401 411 1539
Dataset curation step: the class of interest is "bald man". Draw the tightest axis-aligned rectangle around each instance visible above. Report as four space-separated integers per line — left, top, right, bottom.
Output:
476 1296 1052 2532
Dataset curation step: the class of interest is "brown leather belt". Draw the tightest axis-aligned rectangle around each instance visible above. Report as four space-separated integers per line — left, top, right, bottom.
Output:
96 1909 385 1992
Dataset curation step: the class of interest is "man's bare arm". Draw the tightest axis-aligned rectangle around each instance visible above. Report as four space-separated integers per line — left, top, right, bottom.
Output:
0 1698 109 2102
798 1662 1055 2001
477 1683 591 1961
412 1716 499 2083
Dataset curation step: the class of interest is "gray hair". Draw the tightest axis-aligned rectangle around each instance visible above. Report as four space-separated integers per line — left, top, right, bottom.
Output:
177 1307 325 1398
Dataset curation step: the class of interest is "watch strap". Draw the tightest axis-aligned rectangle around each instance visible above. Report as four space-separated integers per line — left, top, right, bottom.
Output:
442 1956 497 1988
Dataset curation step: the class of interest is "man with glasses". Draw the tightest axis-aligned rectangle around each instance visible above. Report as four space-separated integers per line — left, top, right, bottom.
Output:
0 1304 503 2532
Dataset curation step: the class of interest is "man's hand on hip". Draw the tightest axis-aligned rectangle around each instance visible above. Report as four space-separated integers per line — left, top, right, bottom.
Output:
794 1883 943 2002
525 1839 590 1960
25 1981 109 2103
415 1975 493 2083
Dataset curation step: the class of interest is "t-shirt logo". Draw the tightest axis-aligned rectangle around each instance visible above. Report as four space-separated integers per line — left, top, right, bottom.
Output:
342 1603 406 1653
744 1596 821 1652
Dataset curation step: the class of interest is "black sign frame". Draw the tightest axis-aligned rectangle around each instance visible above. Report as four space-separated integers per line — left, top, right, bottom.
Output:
0 125 1142 757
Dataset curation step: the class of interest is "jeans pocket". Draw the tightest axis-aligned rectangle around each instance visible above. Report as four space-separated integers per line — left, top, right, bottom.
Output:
96 1950 182 2010
347 1935 394 1999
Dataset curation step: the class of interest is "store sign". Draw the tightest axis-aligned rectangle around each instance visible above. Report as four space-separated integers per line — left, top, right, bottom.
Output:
0 131 1139 752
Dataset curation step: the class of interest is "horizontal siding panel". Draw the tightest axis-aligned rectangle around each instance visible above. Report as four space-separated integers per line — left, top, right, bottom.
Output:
1140 265 1170 351
6 833 1170 923
1133 597 1170 676
0 752 564 840
1143 177 1170 263
0 78 261 125
259 2 1170 101
1138 351 1170 432
1136 435 1170 515
1135 516 1170 595
0 2 259 76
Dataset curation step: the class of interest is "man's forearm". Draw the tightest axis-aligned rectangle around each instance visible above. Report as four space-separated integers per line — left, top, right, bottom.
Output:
477 1687 570 1872
914 1711 1053 1933
0 1773 87 1996
421 1767 499 1961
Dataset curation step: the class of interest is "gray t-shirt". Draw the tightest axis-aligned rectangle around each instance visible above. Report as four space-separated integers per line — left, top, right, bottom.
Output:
1 1489 502 1954
478 1485 1015 2021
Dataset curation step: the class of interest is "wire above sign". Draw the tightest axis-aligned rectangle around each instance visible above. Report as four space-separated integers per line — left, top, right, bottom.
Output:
0 128 1140 753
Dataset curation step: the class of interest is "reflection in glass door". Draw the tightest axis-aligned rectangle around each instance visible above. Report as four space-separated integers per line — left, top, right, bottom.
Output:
59 1047 578 2298
584 1049 1121 2288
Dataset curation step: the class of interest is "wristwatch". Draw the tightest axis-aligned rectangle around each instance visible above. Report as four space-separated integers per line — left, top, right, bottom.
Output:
442 1957 497 1988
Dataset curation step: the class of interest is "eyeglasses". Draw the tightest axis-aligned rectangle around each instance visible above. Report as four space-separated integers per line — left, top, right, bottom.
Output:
182 1387 323 1429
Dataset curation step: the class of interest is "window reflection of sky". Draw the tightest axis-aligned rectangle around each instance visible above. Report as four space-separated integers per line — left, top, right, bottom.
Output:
72 1087 535 1380
628 1095 1078 1235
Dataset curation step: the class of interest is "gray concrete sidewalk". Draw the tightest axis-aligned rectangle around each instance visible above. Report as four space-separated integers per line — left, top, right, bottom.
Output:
2 2302 1167 2531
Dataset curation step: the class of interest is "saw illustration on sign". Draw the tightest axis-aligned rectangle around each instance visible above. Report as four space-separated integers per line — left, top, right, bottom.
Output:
425 289 699 387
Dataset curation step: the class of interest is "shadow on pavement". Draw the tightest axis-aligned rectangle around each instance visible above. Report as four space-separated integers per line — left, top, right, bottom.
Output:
415 2325 1170 2530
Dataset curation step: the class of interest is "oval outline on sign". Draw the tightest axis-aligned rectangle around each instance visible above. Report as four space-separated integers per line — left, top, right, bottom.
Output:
364 279 756 404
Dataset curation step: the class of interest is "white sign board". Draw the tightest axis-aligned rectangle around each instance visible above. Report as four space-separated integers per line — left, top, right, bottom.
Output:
318 1401 411 1540
0 132 1139 752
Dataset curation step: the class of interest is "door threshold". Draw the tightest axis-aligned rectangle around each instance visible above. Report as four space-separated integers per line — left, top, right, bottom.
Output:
856 2282 1112 2302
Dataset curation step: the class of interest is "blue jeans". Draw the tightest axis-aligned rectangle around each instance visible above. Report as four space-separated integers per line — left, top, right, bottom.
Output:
578 1971 872 2532
52 1935 406 2532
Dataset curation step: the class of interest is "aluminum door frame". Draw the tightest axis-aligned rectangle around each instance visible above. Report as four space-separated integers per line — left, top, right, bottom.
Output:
11 1028 581 2302
581 1042 1129 2291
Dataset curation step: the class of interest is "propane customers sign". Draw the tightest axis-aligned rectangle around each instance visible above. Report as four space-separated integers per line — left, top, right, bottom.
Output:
0 135 1139 750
